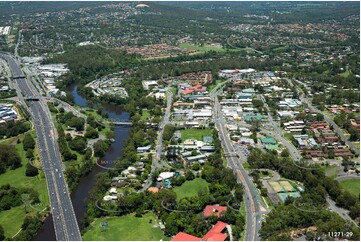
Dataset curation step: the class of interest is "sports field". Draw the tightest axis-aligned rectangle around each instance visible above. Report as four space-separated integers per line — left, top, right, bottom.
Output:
180 128 212 141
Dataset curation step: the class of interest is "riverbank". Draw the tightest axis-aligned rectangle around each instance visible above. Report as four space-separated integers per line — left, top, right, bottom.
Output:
35 85 131 240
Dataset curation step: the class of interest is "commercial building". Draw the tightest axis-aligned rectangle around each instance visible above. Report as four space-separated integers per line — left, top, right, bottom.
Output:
136 145 152 153
171 221 228 241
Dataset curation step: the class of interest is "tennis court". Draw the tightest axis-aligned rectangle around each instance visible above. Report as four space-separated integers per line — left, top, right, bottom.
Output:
279 181 296 192
278 192 301 202
269 181 285 193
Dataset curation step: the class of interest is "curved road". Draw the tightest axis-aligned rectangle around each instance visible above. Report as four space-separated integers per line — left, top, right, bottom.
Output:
210 82 268 241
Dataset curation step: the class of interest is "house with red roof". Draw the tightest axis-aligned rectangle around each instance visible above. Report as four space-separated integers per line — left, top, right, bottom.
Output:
171 232 201 241
171 221 229 241
202 221 228 241
203 205 228 217
180 84 207 96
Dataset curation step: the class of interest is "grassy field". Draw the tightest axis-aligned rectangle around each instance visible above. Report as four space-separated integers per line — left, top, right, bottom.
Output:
339 179 360 196
0 206 26 238
0 143 49 204
141 109 151 121
82 212 169 241
321 164 338 176
0 142 49 238
173 178 209 201
180 128 212 141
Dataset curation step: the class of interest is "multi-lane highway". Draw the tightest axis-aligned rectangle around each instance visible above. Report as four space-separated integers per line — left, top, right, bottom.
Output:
210 83 267 241
0 53 81 241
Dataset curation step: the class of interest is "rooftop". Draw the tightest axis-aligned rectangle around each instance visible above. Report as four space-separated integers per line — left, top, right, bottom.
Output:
203 205 228 217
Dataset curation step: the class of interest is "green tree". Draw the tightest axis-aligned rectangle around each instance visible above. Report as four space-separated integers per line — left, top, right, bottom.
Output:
280 149 290 157
23 134 35 150
26 149 34 159
25 163 38 177
84 127 99 139
69 136 87 153
93 140 110 157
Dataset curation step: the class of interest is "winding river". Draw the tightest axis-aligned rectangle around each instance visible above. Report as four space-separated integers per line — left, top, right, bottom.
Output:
35 84 130 240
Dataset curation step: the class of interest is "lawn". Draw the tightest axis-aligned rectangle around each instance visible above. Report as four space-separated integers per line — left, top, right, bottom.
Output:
170 87 177 96
82 212 169 241
0 143 49 204
180 128 213 141
339 179 360 196
141 109 151 121
321 164 338 177
242 162 251 171
0 206 26 238
0 142 49 238
173 178 209 201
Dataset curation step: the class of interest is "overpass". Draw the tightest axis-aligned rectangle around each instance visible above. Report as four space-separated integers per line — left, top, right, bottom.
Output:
24 96 41 101
224 152 239 158
0 52 82 241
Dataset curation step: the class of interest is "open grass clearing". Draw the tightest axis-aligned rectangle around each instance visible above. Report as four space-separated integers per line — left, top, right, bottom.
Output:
82 212 169 241
0 206 26 238
173 178 209 201
0 142 49 238
339 179 360 196
141 109 151 121
180 128 212 141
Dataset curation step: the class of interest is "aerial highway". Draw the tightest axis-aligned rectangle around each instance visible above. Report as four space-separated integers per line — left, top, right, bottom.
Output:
210 83 267 241
0 53 82 241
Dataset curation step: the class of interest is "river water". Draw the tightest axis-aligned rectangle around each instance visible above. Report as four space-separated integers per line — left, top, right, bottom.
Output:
35 85 130 240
